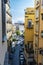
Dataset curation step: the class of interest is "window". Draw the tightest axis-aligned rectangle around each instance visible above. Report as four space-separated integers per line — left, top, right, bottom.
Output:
41 14 43 20
41 0 43 8
28 20 32 28
36 9 39 18
25 12 27 14
41 31 43 37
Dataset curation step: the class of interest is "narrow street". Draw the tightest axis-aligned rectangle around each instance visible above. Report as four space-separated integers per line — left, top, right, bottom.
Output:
9 39 24 65
12 44 21 65
0 0 43 65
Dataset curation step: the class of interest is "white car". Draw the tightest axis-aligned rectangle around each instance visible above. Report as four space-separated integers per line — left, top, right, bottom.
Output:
12 42 15 48
20 57 24 60
20 55 24 58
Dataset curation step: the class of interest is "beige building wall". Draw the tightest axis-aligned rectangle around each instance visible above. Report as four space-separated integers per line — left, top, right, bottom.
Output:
6 2 12 41
34 0 43 65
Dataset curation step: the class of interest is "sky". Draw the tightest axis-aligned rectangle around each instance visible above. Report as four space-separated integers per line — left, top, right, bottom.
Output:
10 0 34 24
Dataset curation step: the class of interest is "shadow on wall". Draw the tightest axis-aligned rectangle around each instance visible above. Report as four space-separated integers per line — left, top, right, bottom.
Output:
4 51 8 65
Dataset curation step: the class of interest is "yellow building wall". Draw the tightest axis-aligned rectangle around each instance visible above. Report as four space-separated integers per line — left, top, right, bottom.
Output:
24 9 35 44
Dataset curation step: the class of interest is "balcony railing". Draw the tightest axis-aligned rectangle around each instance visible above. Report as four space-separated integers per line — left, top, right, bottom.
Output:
27 22 34 29
28 58 34 62
28 54 34 58
27 49 34 54
27 25 33 29
28 59 37 65
6 11 12 17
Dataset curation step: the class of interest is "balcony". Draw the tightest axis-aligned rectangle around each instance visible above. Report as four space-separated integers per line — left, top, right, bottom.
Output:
35 28 39 33
35 0 40 8
28 54 34 58
35 22 39 33
28 59 37 65
27 25 33 29
27 49 34 54
39 63 42 65
7 11 12 17
25 44 28 52
28 58 34 62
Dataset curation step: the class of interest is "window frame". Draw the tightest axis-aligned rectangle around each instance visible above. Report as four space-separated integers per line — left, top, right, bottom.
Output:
28 19 32 28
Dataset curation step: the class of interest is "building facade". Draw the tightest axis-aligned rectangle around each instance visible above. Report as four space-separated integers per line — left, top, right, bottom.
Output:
19 23 24 35
34 0 43 65
15 23 24 35
6 1 12 41
0 0 8 65
24 8 35 65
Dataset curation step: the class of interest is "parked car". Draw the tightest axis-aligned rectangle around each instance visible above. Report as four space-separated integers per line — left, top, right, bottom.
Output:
20 55 24 58
19 52 24 55
19 48 23 52
20 61 24 65
19 57 24 65
19 51 25 65
16 41 21 45
11 42 15 53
